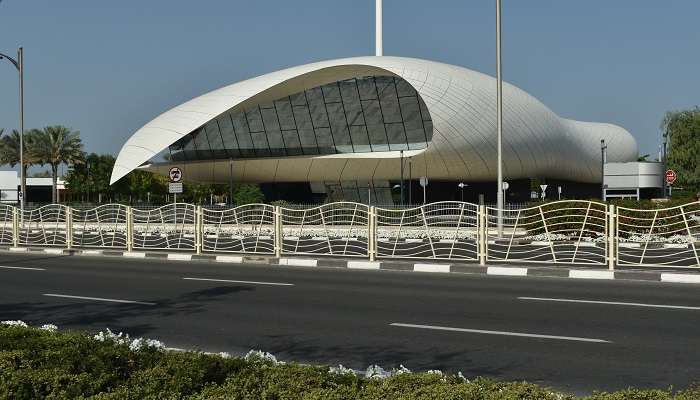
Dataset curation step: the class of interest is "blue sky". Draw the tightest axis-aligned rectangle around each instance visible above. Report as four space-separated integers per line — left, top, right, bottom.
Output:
1 0 698 165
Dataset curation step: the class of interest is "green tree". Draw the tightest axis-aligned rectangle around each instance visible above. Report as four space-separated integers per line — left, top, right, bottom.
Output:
31 126 84 203
662 107 700 188
65 153 117 202
0 128 41 201
233 184 265 205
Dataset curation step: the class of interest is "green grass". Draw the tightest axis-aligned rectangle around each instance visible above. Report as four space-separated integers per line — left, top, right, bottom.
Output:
1 324 699 399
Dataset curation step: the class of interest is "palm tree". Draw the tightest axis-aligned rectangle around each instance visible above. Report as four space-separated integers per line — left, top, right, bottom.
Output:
0 128 41 202
31 126 84 203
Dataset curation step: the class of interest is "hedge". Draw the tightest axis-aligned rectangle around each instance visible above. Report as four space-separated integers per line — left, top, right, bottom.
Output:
1 323 699 399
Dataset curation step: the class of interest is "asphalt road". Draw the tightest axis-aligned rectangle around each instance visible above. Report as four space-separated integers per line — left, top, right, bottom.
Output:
1 252 700 395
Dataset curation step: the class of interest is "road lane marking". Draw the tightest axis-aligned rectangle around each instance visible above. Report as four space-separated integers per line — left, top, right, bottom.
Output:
519 296 700 310
43 294 156 305
183 277 294 286
389 323 611 343
0 265 45 271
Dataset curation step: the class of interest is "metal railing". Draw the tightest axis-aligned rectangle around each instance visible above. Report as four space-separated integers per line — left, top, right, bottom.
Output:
3 201 699 269
486 200 608 265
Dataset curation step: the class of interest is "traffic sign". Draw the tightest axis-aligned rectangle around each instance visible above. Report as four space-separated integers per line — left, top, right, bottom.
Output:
419 176 429 187
169 167 183 183
169 182 183 194
540 184 548 193
665 169 677 185
502 181 509 190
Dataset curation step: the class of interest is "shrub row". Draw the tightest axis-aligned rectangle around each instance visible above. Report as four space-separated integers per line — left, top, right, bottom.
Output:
1 324 699 399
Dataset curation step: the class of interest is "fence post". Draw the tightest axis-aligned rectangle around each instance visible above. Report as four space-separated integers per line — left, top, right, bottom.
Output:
195 205 202 255
65 206 72 250
607 204 616 271
12 206 18 248
479 205 486 266
368 206 376 262
126 206 133 252
274 206 282 258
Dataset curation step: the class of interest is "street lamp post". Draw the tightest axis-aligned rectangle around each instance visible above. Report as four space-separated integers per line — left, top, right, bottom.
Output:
600 139 607 200
0 47 24 215
458 182 467 202
399 150 404 205
495 0 504 237
662 132 668 198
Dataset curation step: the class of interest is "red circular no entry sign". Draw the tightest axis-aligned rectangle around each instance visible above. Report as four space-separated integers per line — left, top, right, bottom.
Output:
665 169 677 185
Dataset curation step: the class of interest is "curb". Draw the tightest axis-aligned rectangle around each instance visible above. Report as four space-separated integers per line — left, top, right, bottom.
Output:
3 246 700 285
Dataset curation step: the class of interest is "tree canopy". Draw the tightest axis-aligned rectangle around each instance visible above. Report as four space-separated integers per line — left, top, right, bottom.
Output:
662 107 700 188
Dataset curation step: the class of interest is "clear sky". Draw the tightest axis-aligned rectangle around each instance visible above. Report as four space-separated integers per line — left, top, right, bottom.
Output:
1 0 698 165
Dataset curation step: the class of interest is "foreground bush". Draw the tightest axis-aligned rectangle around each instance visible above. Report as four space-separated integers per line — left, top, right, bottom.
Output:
1 323 699 399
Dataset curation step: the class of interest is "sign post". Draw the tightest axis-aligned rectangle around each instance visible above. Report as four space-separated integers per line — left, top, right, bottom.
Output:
169 167 183 203
419 176 428 204
540 184 548 201
665 169 677 197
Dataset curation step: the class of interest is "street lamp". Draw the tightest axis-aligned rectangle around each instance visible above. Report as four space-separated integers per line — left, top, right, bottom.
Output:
0 47 25 214
458 182 468 202
600 139 607 200
495 0 504 237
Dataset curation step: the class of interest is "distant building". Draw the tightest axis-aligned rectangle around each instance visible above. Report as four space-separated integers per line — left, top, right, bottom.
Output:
0 171 66 204
111 56 638 203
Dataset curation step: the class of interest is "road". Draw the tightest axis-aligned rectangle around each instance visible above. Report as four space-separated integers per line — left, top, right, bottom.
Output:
1 252 700 395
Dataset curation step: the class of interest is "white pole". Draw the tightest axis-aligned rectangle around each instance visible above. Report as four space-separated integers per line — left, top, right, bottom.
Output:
496 0 504 237
376 0 383 56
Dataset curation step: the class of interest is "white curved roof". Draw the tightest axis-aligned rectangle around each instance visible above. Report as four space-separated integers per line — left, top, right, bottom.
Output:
110 56 638 184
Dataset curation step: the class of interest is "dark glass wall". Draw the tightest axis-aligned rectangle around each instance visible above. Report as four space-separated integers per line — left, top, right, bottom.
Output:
169 76 433 161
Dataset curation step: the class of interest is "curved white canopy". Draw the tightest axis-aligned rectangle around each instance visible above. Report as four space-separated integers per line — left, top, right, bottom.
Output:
111 56 637 184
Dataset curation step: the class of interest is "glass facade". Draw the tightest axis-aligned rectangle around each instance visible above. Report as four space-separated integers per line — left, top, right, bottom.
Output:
169 76 433 161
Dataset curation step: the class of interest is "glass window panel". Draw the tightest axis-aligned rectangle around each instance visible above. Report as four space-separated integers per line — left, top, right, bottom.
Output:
231 112 256 157
340 82 364 126
314 127 335 154
258 101 274 109
275 99 296 131
326 102 352 152
282 130 303 156
298 128 319 154
367 124 389 151
357 77 377 100
216 115 240 158
386 123 408 151
423 119 434 141
246 108 264 132
379 96 402 124
194 127 213 159
395 78 416 97
267 129 286 157
321 83 341 103
375 76 396 101
290 92 307 106
204 120 228 159
293 105 313 130
260 107 280 132
349 125 371 153
306 87 330 128
250 132 270 156
361 99 383 125
399 96 423 130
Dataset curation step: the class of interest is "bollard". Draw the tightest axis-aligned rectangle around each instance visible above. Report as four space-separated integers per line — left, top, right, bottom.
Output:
607 204 616 271
368 206 376 262
479 205 487 266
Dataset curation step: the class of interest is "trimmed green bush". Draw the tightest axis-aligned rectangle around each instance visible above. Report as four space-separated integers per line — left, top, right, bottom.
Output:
1 324 700 399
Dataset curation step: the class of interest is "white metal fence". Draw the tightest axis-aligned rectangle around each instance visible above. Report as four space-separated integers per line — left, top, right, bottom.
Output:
3 201 699 268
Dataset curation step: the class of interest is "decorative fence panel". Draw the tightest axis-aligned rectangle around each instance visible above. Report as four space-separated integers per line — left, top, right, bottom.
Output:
486 201 608 265
616 202 700 267
375 202 479 260
71 204 129 248
132 203 196 250
0 205 14 245
280 202 369 257
19 204 69 246
202 204 275 254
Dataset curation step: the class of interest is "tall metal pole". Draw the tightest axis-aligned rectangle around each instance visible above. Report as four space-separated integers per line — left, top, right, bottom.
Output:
408 157 412 205
399 150 404 206
600 139 607 200
229 158 234 205
496 0 504 237
18 48 25 215
376 0 383 56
